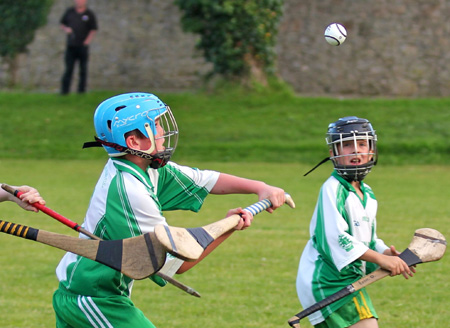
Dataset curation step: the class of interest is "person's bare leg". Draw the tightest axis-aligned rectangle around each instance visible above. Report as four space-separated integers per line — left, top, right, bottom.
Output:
349 318 378 328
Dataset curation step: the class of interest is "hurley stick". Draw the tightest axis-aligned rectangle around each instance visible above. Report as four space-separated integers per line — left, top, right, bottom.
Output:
160 193 297 276
1 189 296 282
1 184 200 297
155 193 296 262
288 228 447 328
0 219 166 279
2 184 97 240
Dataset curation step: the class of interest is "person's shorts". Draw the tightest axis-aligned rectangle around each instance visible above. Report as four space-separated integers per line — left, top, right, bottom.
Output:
53 287 155 328
315 289 378 328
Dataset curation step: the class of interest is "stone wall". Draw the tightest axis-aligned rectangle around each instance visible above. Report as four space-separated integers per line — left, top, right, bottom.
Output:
277 0 450 97
1 0 449 96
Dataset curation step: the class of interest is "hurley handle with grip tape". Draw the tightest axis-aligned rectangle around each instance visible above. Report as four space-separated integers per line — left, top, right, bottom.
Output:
288 269 390 327
201 193 296 242
155 193 296 263
0 219 38 240
245 193 296 215
159 193 296 275
243 198 275 215
0 219 101 263
1 184 98 240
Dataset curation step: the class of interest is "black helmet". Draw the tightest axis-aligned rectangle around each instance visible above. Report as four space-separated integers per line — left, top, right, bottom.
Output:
326 116 377 182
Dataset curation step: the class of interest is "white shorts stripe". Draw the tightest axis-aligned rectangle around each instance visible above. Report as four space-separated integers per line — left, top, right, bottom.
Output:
78 296 101 328
78 295 114 328
86 297 114 328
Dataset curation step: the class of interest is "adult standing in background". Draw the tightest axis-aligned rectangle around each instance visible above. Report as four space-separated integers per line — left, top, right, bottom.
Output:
60 0 98 95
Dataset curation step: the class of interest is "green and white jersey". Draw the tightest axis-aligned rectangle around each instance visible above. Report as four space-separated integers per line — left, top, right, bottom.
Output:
296 171 388 325
56 158 219 297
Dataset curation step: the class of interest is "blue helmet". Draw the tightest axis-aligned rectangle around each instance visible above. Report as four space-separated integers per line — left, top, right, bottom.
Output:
93 92 178 167
326 116 377 181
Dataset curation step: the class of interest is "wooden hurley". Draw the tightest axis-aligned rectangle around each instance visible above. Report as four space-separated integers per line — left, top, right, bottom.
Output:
288 228 447 328
155 194 296 261
0 189 296 283
0 220 166 279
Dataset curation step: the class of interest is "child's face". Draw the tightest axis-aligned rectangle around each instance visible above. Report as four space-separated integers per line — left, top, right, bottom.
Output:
153 119 166 152
331 139 373 166
139 119 165 154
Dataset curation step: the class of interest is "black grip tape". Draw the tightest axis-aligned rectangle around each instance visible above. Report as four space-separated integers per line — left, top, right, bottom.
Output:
144 233 161 272
187 227 214 249
95 239 123 272
399 248 422 266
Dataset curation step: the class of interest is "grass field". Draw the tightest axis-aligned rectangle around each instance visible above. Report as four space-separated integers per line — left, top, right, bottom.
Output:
0 91 449 327
1 91 450 164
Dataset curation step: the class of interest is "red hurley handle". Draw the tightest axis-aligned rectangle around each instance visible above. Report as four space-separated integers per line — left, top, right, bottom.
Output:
1 184 99 240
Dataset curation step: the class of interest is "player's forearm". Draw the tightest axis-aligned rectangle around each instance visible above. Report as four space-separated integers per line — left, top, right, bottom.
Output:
359 248 384 265
84 30 96 45
0 187 10 202
210 173 267 195
60 24 71 33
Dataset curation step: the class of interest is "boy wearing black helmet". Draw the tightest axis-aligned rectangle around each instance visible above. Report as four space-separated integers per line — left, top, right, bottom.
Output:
296 117 414 328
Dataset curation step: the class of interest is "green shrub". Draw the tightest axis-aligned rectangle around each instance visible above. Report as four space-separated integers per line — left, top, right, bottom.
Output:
175 0 283 83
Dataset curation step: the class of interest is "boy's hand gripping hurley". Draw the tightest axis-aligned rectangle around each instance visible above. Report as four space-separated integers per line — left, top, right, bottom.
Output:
154 194 296 261
288 228 447 328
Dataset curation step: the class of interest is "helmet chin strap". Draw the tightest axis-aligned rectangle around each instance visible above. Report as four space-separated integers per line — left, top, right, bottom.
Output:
304 156 376 182
303 157 331 177
83 137 170 169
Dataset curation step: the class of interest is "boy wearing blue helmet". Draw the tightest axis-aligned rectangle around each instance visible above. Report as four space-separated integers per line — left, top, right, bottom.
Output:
53 92 286 327
296 117 414 328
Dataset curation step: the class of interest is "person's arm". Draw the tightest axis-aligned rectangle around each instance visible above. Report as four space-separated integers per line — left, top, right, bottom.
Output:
83 30 96 45
60 24 72 34
0 185 45 212
60 9 71 34
359 247 414 278
84 10 98 46
210 173 285 213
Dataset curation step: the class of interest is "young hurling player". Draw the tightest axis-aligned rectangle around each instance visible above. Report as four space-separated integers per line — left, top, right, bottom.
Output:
52 92 286 328
296 116 414 328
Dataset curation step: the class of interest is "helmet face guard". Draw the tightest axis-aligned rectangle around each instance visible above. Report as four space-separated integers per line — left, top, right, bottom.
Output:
326 116 377 182
93 92 178 168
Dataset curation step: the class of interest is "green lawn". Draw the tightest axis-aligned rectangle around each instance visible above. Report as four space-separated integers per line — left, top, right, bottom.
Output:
1 91 450 164
1 159 448 327
0 90 448 327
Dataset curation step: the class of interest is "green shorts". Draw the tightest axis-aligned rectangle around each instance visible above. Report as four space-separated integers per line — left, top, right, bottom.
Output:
53 287 155 328
315 289 378 328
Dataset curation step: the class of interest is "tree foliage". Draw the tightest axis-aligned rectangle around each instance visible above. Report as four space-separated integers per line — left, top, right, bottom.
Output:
175 0 283 83
0 0 53 86
0 0 53 59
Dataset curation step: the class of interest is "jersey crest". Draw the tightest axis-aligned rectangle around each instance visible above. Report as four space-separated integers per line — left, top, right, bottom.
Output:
338 234 354 252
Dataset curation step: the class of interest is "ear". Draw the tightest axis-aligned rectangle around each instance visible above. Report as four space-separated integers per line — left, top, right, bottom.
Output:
125 134 140 149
